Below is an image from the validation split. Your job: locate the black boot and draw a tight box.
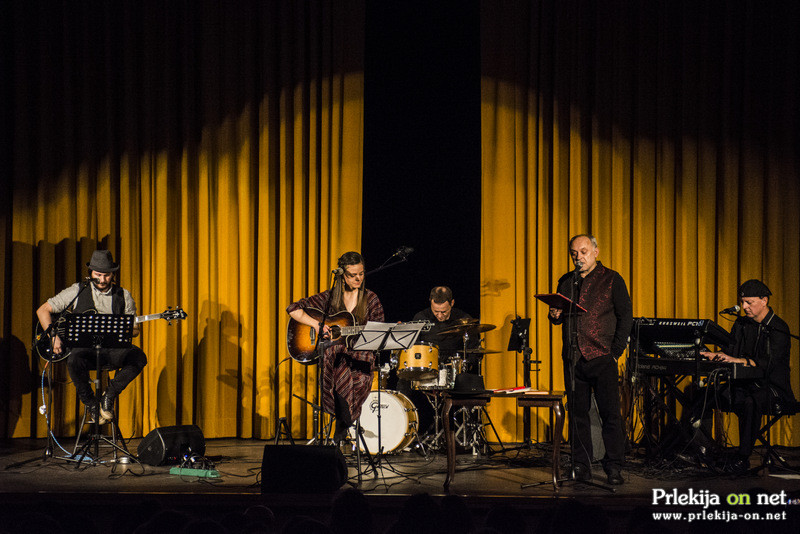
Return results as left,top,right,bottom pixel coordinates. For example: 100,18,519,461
99,392,116,424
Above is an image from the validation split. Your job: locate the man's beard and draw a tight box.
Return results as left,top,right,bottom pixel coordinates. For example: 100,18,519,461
92,279,111,291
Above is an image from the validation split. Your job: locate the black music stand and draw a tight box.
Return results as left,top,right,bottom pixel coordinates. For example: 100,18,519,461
66,313,135,466
508,316,538,445
351,321,424,484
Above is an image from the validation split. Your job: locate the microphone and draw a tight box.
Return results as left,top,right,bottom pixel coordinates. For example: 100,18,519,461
719,304,740,316
395,246,414,257
572,263,582,281
331,267,343,276
84,277,94,286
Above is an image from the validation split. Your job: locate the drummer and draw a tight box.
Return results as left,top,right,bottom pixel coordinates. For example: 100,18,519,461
390,286,479,436
412,286,480,369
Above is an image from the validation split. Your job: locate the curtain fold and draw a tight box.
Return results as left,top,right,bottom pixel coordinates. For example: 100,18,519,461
481,0,800,446
1,0,365,440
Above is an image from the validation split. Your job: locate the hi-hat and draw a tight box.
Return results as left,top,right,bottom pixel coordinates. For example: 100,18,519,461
438,323,497,336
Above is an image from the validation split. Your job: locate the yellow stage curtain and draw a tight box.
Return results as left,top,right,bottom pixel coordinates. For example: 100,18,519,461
480,1,800,446
1,1,365,440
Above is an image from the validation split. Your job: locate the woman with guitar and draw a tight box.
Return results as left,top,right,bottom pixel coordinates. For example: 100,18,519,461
287,251,384,444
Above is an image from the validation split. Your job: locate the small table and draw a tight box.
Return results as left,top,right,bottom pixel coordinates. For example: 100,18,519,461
441,391,565,491
441,394,491,490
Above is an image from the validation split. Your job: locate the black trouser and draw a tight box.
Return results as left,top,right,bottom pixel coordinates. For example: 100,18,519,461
563,354,625,473
67,347,147,404
689,384,773,458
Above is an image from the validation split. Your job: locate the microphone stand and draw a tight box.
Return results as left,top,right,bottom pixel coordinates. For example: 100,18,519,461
364,251,410,278
40,277,93,461
311,271,339,444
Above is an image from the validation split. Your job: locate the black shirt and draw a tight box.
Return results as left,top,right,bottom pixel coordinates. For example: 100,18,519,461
412,307,480,357
727,308,795,403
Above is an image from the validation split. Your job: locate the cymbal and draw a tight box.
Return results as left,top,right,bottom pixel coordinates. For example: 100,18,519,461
437,322,497,336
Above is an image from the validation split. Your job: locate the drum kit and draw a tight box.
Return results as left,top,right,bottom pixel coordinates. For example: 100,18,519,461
355,319,499,454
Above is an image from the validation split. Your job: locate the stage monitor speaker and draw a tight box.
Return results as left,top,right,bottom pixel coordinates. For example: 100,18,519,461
137,424,205,466
261,445,346,493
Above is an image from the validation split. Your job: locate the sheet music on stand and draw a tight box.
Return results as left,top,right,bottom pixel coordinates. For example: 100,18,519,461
352,322,424,352
64,314,134,349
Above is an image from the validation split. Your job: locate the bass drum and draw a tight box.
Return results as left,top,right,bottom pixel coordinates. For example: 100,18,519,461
357,391,418,454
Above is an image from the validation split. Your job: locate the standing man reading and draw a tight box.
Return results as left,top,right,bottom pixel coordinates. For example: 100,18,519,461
548,234,632,485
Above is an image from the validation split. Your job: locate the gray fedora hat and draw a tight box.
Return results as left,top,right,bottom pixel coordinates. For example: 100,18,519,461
86,250,119,273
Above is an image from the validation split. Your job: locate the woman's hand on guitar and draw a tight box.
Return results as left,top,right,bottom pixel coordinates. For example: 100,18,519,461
316,323,332,340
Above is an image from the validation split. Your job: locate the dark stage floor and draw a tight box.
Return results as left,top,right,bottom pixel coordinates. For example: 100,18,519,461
2,436,800,532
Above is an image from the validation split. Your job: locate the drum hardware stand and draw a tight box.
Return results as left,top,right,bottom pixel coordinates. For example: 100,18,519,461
523,285,614,492
420,391,446,451
67,313,136,468
453,405,506,456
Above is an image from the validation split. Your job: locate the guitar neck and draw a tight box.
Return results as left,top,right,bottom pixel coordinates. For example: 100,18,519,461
338,325,365,336
134,313,163,324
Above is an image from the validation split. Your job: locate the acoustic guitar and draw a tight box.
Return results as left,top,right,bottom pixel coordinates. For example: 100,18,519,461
286,307,431,364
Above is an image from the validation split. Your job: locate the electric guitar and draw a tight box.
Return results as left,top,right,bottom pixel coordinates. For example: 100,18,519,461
286,307,432,364
33,307,187,362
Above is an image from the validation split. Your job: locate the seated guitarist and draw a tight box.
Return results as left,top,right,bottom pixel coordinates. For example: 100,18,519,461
35,250,147,424
287,251,384,444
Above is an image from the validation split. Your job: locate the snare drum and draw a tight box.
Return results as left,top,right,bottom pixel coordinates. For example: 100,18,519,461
396,341,439,380
412,362,458,389
357,391,418,453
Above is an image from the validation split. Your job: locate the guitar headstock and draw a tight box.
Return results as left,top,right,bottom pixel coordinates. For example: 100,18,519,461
161,306,188,324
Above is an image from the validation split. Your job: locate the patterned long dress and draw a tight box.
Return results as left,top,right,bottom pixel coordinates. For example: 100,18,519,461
287,288,384,421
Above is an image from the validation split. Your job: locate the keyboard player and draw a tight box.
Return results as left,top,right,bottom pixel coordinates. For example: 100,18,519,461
692,279,795,473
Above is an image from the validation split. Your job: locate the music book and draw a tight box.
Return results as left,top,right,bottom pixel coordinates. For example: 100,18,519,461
534,293,587,313
493,386,531,394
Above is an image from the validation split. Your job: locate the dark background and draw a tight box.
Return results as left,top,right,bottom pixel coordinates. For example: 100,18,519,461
362,2,481,322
